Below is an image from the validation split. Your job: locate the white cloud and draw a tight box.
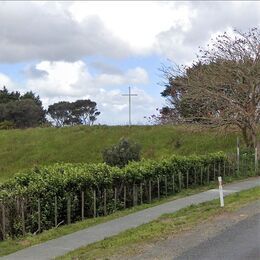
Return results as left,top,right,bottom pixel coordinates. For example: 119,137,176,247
154,1,260,63
0,73,14,89
94,67,148,87
1,1,259,124
23,60,157,124
66,1,260,64
0,73,20,92
26,61,148,97
1,1,259,63
69,1,193,54
30,61,89,97
0,2,132,62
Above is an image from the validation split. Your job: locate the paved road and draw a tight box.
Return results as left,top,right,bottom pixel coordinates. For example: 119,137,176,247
176,213,260,260
1,177,259,260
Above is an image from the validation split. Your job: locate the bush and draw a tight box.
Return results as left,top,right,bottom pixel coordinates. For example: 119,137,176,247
0,152,232,239
102,138,141,167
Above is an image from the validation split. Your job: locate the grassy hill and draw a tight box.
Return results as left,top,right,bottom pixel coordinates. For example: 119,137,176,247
0,125,245,182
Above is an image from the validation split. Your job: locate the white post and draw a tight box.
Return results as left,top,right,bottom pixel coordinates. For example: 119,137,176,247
236,137,240,174
218,176,224,207
255,147,258,174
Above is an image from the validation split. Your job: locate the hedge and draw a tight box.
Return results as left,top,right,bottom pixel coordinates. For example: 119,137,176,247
0,152,230,239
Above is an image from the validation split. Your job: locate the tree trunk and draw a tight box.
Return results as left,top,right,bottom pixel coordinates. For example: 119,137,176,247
240,124,256,149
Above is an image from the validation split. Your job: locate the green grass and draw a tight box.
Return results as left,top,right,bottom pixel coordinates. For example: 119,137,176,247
0,181,231,257
0,125,243,182
58,186,260,260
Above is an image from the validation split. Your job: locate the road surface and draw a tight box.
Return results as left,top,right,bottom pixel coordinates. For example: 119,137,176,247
177,213,260,260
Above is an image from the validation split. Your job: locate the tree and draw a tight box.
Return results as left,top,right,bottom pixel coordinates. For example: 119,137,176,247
102,138,141,168
48,99,101,127
4,99,45,128
71,99,101,125
0,86,20,104
0,86,46,128
21,91,43,107
0,103,6,122
160,28,260,148
47,101,73,127
20,91,46,124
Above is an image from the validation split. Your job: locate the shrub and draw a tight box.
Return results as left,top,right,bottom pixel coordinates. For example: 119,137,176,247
0,152,234,239
102,138,141,167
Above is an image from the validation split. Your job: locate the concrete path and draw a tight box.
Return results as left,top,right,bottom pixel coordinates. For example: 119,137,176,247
2,177,259,260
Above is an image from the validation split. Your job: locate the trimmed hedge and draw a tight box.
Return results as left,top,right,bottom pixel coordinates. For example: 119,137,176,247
0,152,228,239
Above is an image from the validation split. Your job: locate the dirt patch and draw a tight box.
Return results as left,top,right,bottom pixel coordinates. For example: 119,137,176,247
19,240,31,247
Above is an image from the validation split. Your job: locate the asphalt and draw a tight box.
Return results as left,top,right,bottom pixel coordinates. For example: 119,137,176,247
1,177,259,260
176,213,260,260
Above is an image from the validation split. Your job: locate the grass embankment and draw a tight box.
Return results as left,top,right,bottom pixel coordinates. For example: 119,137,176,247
58,186,260,260
0,125,241,182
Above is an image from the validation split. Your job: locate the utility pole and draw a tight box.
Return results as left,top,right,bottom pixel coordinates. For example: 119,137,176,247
122,86,138,127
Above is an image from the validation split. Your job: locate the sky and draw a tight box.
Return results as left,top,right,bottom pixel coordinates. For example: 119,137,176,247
0,1,260,125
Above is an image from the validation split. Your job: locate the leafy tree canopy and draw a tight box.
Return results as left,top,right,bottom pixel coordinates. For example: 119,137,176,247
159,28,260,148
0,86,46,128
48,99,100,127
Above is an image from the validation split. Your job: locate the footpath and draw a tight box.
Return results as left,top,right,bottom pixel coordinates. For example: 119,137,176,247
2,177,259,260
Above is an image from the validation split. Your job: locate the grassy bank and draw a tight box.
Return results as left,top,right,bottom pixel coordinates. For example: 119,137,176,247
59,186,260,260
0,125,242,182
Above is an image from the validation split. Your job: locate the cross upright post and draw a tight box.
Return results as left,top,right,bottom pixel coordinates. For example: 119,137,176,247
122,86,138,127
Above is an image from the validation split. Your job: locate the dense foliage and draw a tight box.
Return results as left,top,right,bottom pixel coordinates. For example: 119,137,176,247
159,28,260,148
102,138,141,167
0,87,46,128
0,152,230,239
0,86,101,129
48,99,100,127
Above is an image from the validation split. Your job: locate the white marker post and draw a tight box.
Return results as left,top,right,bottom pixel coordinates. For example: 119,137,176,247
255,147,258,175
218,176,224,207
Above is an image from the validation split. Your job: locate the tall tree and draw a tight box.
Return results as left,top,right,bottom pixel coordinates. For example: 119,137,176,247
47,101,73,127
0,86,20,104
4,99,45,128
71,99,100,125
48,99,100,127
21,91,43,107
160,28,260,148
21,91,46,124
0,86,46,128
